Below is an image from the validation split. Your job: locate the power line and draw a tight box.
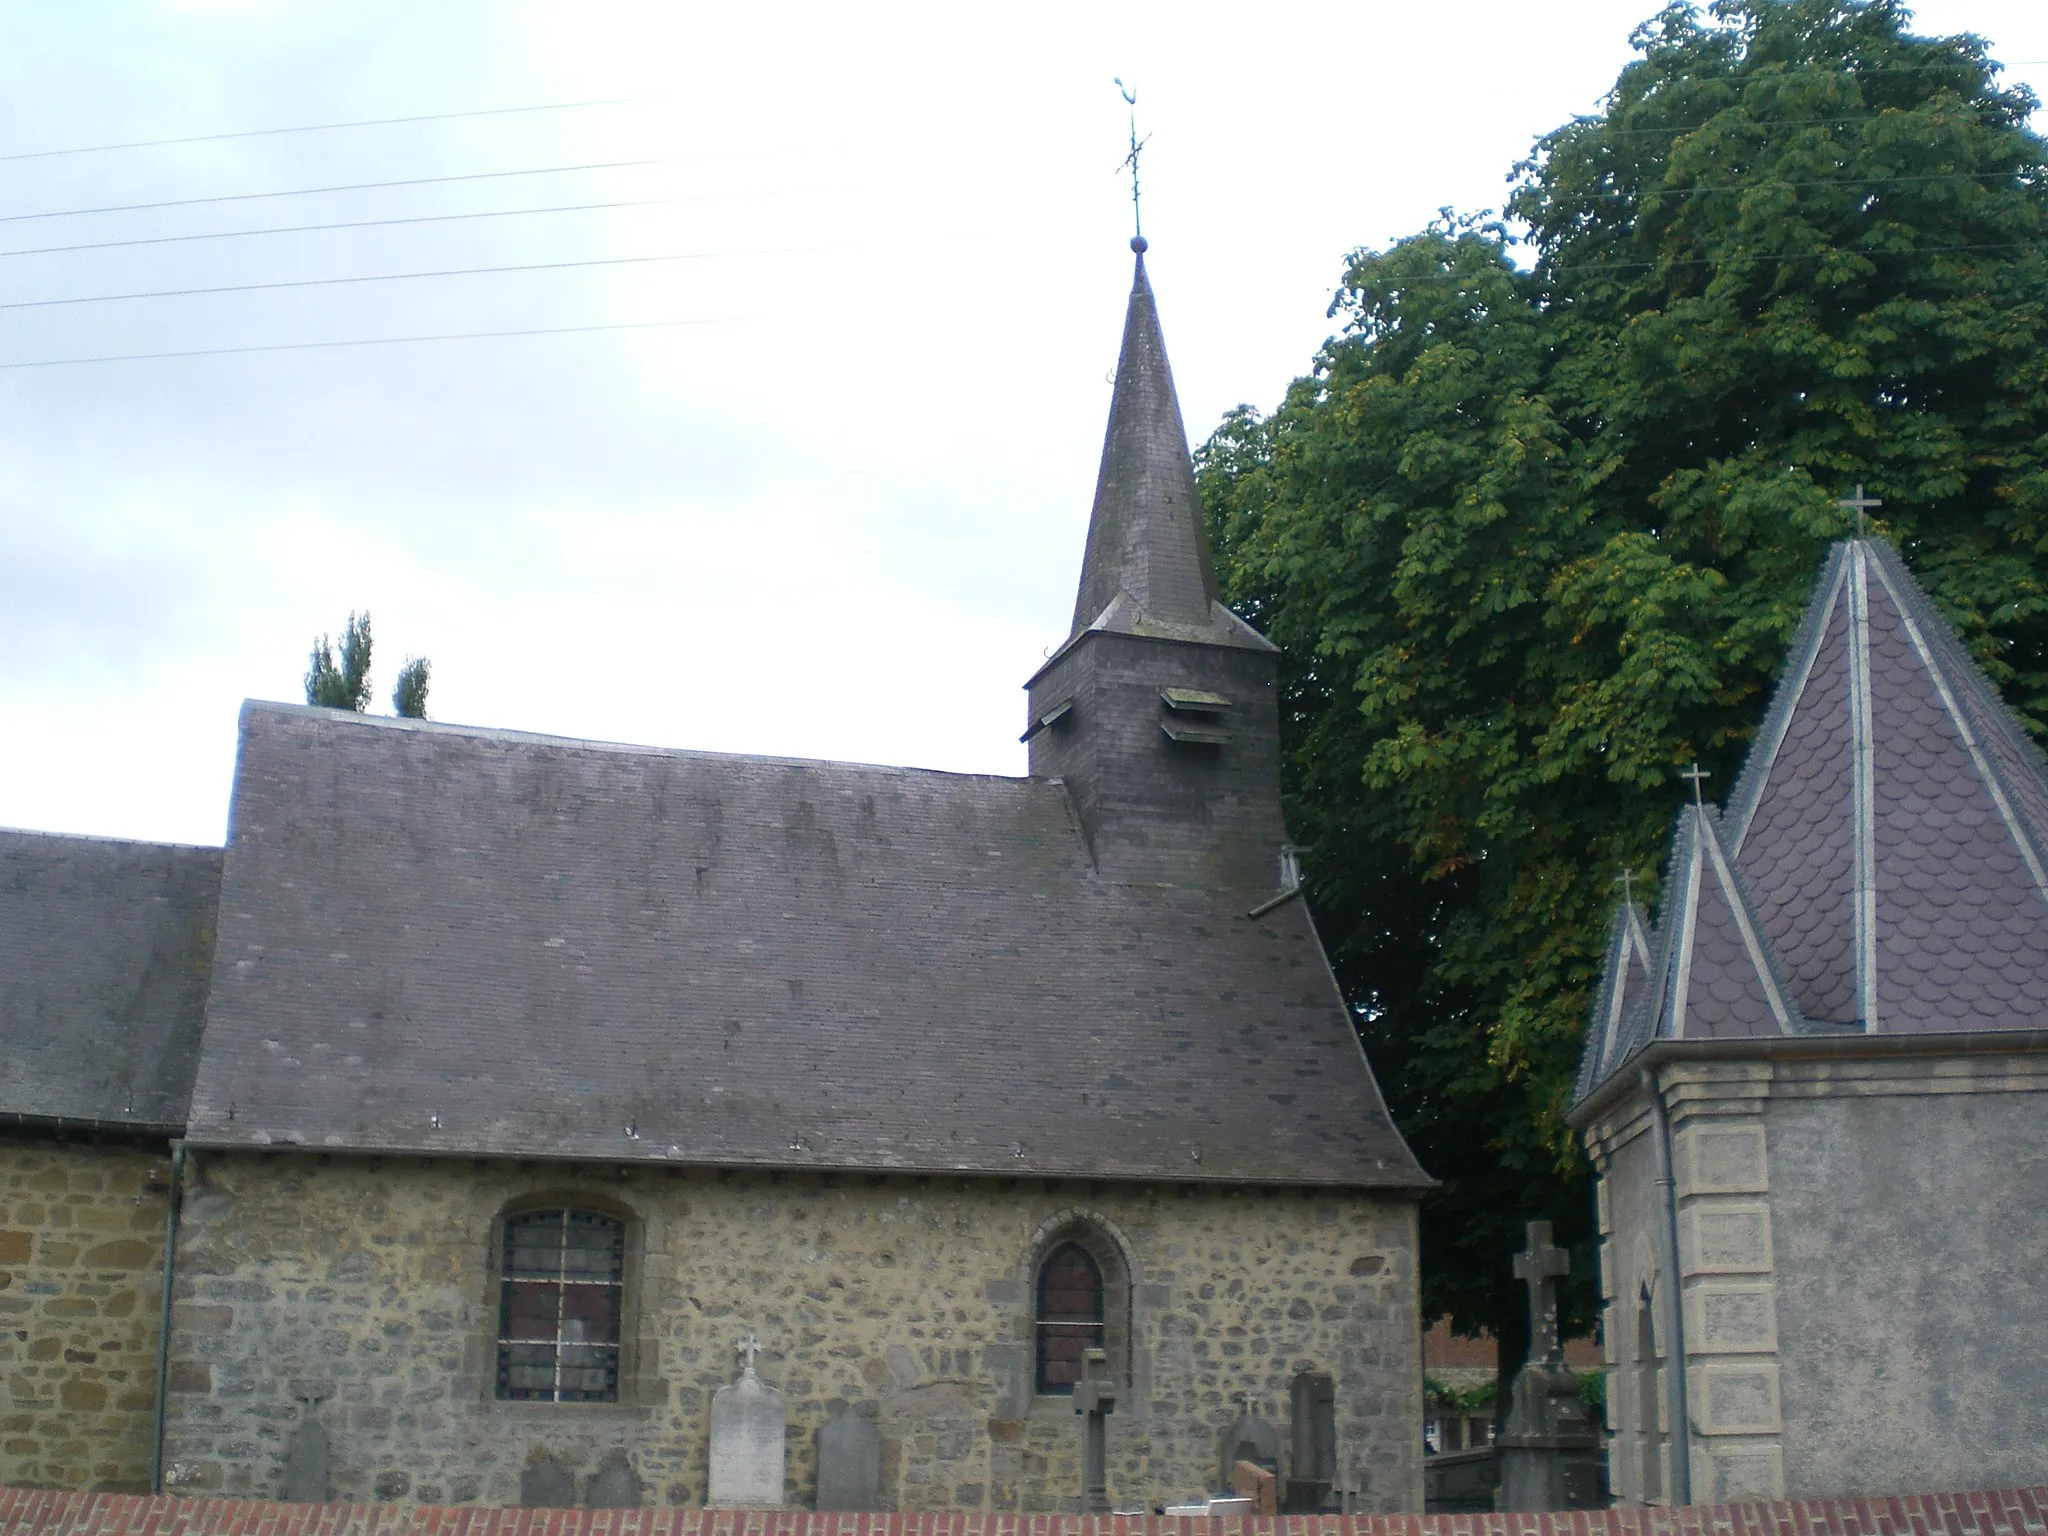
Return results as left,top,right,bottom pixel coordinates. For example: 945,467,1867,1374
0,246,796,312
0,156,687,225
0,96,644,164
0,197,698,260
0,315,741,371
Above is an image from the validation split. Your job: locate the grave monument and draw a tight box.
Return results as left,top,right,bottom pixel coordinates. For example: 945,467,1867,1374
1073,1346,1117,1514
1496,1220,1600,1511
708,1333,786,1509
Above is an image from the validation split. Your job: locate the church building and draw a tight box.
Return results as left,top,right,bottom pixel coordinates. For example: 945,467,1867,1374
0,242,1431,1512
1572,536,2048,1506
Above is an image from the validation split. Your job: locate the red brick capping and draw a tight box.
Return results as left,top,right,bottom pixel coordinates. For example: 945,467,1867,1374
1,1490,2045,1536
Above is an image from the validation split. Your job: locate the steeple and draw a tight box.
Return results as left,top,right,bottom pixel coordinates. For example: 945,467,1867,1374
1068,241,1270,651
1024,241,1287,892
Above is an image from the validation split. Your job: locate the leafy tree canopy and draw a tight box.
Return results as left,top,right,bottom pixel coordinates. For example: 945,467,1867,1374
305,610,431,719
1198,0,2048,1375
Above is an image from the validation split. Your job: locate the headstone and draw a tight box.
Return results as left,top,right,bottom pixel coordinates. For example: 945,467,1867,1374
1284,1371,1336,1512
815,1404,883,1511
1497,1220,1601,1512
1230,1459,1278,1515
281,1414,331,1503
521,1452,578,1508
586,1448,644,1508
1218,1398,1279,1490
1071,1346,1117,1514
709,1332,787,1509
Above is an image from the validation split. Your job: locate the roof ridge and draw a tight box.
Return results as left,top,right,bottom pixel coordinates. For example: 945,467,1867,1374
1860,541,2048,895
239,700,1060,791
1726,543,1851,858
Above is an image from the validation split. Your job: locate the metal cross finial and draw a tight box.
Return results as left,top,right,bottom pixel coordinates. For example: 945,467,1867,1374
1614,866,1635,906
1839,483,1881,537
737,1331,762,1373
1113,78,1149,247
1681,761,1711,811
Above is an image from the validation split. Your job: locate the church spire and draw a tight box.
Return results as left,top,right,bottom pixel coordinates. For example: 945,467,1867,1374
1070,240,1234,640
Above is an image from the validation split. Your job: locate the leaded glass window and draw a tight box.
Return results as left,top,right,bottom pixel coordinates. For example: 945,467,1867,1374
495,1209,625,1402
1035,1241,1104,1393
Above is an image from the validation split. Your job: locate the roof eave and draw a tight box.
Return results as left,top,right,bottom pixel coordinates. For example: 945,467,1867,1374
1567,1026,2048,1128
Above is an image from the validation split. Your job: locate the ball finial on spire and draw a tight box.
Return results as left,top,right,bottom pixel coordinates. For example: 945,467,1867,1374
1131,234,1148,254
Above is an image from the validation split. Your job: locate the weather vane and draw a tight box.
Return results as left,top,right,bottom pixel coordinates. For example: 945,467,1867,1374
1113,78,1149,250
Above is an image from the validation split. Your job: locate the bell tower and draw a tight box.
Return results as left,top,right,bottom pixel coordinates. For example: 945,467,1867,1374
1025,240,1287,893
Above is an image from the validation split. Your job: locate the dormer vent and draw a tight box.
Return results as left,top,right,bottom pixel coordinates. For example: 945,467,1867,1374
1019,697,1074,743
1162,720,1232,746
1160,688,1231,714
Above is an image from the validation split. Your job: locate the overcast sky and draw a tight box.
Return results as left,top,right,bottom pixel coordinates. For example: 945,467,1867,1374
4,1,2045,847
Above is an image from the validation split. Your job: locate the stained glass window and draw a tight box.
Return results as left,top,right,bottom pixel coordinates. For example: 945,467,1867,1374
1035,1242,1104,1394
495,1209,625,1403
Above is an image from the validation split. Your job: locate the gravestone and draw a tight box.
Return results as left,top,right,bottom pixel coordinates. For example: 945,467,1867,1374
1218,1398,1279,1491
1072,1346,1117,1514
521,1452,578,1508
586,1448,644,1508
1230,1460,1278,1515
1284,1371,1336,1512
281,1415,331,1503
1497,1220,1601,1511
815,1404,883,1511
709,1332,787,1509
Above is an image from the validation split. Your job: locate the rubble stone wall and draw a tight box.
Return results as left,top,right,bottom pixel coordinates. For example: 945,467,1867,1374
160,1152,1422,1513
0,1138,174,1492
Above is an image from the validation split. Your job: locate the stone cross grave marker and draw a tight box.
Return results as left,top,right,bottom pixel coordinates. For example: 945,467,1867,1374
1512,1219,1570,1365
1219,1395,1278,1492
709,1332,787,1508
1072,1345,1117,1514
815,1403,883,1511
1499,1219,1598,1512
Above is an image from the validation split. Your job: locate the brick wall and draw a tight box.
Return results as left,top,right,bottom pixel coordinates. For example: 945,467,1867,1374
3,1485,2044,1536
0,1139,173,1493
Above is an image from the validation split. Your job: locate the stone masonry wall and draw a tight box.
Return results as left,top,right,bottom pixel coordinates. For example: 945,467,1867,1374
160,1153,1421,1513
0,1137,174,1492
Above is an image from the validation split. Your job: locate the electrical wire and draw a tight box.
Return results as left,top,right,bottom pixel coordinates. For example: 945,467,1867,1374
0,197,696,260
0,97,643,163
0,315,741,370
0,246,797,312
0,156,686,225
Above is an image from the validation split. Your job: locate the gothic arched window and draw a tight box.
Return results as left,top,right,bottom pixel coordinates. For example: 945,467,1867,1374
496,1208,626,1402
1035,1241,1105,1393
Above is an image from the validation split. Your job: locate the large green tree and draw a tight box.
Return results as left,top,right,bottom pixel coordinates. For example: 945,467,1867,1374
1198,0,2048,1380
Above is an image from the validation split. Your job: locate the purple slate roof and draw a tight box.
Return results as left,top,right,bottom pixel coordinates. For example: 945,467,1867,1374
186,702,1427,1187
0,828,220,1130
1578,538,2048,1099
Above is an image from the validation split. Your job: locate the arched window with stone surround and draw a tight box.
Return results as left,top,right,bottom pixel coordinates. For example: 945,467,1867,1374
496,1208,626,1402
1035,1241,1106,1393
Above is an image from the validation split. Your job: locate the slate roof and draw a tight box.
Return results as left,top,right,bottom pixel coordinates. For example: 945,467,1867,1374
1066,248,1272,658
185,702,1427,1187
0,828,221,1130
1577,538,2048,1100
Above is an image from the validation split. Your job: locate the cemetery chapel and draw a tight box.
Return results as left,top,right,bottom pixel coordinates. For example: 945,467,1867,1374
0,240,1433,1511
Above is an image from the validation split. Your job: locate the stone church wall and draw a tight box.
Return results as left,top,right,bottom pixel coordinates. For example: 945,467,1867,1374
0,1137,174,1492
158,1152,1421,1512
